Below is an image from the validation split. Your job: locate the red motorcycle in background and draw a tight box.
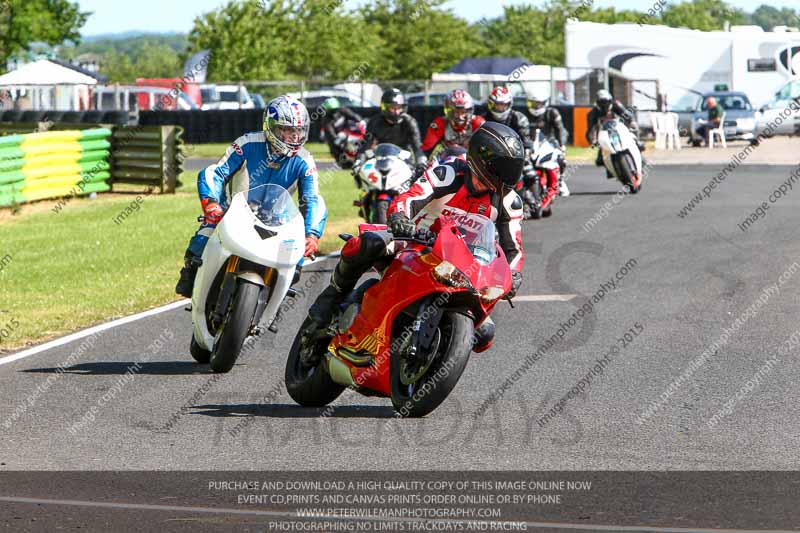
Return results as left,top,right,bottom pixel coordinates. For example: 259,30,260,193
285,214,512,417
324,119,366,169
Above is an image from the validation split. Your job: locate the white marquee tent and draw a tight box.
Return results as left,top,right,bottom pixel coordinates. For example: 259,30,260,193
0,59,97,111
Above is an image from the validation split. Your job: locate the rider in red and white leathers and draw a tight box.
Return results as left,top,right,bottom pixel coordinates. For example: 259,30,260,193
389,158,524,278
304,122,526,355
422,89,485,157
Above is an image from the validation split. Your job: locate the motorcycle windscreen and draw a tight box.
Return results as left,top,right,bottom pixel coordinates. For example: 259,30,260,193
374,143,402,174
433,213,509,290
373,143,403,158
533,129,547,150
246,183,300,227
601,120,623,150
434,213,497,266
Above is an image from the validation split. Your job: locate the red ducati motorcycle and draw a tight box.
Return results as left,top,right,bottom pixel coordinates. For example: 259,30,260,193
285,214,512,417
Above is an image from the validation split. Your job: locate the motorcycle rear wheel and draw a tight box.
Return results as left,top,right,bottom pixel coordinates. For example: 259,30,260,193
390,311,473,418
209,281,261,373
285,318,346,407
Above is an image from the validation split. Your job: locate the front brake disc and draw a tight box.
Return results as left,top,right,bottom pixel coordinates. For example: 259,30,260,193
400,329,441,386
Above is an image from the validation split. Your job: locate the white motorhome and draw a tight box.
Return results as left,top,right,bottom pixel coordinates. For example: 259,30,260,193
565,20,800,110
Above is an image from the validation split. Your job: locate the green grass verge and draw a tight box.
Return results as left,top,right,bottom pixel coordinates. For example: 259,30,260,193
185,142,333,162
565,146,595,161
0,169,360,351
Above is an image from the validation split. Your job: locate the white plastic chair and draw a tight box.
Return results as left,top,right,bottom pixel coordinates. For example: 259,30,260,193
664,112,682,150
708,112,727,148
651,112,666,150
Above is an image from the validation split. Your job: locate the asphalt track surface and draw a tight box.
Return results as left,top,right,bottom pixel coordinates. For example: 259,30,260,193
3,163,800,530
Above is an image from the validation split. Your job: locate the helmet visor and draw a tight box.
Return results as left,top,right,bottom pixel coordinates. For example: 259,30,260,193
491,102,510,113
529,99,545,110
469,156,523,192
451,107,471,124
272,124,307,147
386,103,404,116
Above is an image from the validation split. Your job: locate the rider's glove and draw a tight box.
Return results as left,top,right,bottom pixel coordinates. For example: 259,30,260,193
304,235,319,258
508,271,523,299
352,154,366,173
388,212,416,238
415,227,435,244
200,198,224,225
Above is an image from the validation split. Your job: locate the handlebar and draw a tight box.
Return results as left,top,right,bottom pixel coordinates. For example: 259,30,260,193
388,228,437,247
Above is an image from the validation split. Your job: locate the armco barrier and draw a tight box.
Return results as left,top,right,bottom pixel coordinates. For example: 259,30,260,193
0,123,185,201
0,129,112,207
138,105,580,145
111,125,185,193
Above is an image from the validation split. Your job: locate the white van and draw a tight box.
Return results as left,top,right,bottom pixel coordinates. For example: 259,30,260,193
201,84,255,110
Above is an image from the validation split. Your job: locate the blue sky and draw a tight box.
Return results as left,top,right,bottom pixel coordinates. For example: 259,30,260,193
77,0,798,36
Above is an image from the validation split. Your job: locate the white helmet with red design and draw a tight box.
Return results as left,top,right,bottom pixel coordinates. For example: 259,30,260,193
444,88,474,129
487,86,513,122
263,95,310,156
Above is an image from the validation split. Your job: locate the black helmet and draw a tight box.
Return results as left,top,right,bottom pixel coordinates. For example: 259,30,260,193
466,122,525,193
596,89,613,110
381,88,406,124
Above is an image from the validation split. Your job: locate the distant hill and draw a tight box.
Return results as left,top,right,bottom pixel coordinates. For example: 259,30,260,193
56,33,190,82
73,33,188,57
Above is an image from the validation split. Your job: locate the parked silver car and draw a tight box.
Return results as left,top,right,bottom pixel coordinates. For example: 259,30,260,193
755,79,800,138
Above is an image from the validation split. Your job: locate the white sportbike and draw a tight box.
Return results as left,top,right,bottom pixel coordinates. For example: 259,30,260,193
597,119,643,193
190,183,306,373
354,143,414,224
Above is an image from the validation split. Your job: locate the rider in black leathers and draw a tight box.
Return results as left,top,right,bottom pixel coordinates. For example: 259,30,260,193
586,90,644,176
357,88,426,170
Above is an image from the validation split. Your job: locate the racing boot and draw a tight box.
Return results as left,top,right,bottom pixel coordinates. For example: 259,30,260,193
175,251,202,298
300,260,366,367
307,260,365,327
558,180,570,196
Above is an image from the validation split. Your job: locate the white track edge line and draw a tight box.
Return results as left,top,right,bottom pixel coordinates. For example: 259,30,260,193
0,300,190,367
515,294,577,302
0,252,340,366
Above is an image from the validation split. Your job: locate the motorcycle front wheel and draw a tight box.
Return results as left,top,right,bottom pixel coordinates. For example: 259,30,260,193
209,280,261,373
618,154,639,193
373,199,390,225
390,311,473,417
190,333,211,364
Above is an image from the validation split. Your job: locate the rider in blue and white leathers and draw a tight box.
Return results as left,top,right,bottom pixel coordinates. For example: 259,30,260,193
175,95,327,297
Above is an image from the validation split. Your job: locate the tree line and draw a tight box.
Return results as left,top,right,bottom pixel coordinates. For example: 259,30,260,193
1,0,798,83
